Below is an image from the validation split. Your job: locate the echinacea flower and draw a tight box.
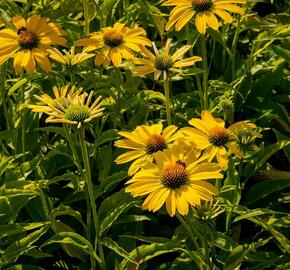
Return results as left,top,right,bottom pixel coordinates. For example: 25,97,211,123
228,123,262,158
0,15,67,73
125,146,222,216
48,46,94,66
163,0,246,34
115,124,180,175
28,85,104,128
75,23,151,68
133,39,201,81
180,110,256,167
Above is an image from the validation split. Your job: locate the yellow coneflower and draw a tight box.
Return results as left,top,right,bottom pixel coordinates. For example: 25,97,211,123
28,85,104,128
125,146,222,216
75,23,151,68
0,15,67,74
114,124,180,175
48,46,94,66
163,0,246,34
133,39,201,81
228,123,262,158
180,110,257,167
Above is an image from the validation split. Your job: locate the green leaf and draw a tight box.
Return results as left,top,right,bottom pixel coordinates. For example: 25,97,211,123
101,237,136,264
8,78,27,96
272,44,290,62
42,232,101,263
100,200,139,236
0,222,49,238
0,225,50,267
244,179,290,205
211,232,239,251
207,29,233,58
120,235,171,244
6,265,45,270
243,140,290,179
120,241,183,269
233,208,277,222
95,129,118,147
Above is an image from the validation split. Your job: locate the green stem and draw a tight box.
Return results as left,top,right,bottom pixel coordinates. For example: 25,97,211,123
83,0,90,36
200,35,209,109
231,17,241,81
0,63,10,130
226,160,243,232
77,127,106,270
176,213,199,249
163,73,172,125
195,75,204,110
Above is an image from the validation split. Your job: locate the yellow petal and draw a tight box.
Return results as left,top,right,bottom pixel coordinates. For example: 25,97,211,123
110,48,122,67
213,9,233,23
12,16,26,29
175,10,195,31
32,48,51,72
195,12,207,34
204,11,219,31
166,190,176,217
115,150,146,164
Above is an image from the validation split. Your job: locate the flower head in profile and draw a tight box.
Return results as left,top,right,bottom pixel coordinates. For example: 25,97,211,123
125,145,222,216
75,23,151,68
228,123,262,158
163,0,246,34
48,46,94,67
180,110,257,168
114,124,180,176
0,15,67,74
28,85,104,128
133,39,201,81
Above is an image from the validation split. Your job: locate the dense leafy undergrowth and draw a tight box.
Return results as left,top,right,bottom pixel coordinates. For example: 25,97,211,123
0,0,289,269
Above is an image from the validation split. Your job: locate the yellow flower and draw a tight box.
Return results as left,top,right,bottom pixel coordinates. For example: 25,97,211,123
163,0,246,34
180,110,256,167
125,145,222,216
114,124,180,175
75,23,151,68
133,39,201,81
228,123,262,158
48,46,94,66
28,85,104,128
0,15,67,74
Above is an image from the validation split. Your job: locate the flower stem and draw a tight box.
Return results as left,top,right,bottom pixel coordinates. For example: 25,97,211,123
195,75,204,110
226,160,243,232
176,213,199,249
231,17,241,81
83,0,90,36
163,73,172,125
0,63,10,130
77,126,106,270
200,35,209,109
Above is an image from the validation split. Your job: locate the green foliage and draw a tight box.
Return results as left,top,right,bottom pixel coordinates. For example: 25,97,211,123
0,0,289,269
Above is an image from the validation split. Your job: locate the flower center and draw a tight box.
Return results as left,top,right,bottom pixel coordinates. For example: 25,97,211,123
145,134,167,154
209,127,229,146
236,130,257,153
65,104,90,122
17,27,39,50
103,30,123,48
192,0,212,12
154,54,174,71
162,160,188,189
